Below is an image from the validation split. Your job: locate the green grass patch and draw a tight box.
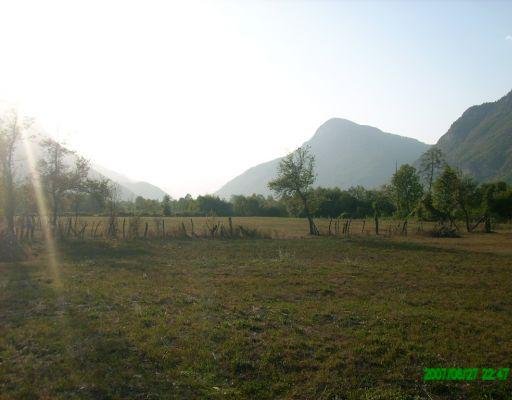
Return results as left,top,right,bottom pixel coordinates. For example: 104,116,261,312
1,237,512,399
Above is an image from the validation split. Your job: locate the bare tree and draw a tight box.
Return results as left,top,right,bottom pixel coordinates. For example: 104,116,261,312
268,145,319,235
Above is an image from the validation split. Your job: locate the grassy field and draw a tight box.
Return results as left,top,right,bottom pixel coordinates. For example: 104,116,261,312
1,222,512,399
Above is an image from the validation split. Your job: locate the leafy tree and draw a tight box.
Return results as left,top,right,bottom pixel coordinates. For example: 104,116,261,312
38,138,90,227
0,111,23,235
162,194,172,216
390,164,423,219
432,165,460,225
85,178,112,214
232,194,261,216
419,147,445,192
172,194,199,215
370,190,394,234
268,146,319,235
196,195,233,216
479,182,511,232
491,187,512,221
455,175,480,232
68,156,92,218
134,196,161,215
313,187,347,218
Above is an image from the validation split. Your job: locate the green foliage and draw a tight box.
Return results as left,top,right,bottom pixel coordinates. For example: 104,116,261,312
268,145,316,198
390,164,423,218
0,110,23,234
133,196,161,216
480,182,512,220
170,193,198,216
196,195,233,216
2,237,512,398
432,165,459,221
161,194,172,216
268,146,318,234
310,186,394,219
231,194,287,217
38,138,93,224
419,146,445,191
492,189,512,220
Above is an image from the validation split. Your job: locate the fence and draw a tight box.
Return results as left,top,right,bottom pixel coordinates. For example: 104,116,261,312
4,215,510,243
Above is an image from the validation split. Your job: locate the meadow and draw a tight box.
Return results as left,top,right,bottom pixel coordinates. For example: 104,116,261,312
1,218,512,399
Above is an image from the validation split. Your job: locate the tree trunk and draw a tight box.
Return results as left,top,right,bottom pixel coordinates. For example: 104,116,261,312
484,214,491,233
299,192,319,236
306,214,319,235
304,206,318,236
463,209,471,232
401,219,408,236
51,190,59,228
4,170,15,236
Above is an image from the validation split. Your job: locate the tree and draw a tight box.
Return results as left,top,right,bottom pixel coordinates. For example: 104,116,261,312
480,182,510,233
68,156,92,219
162,194,172,216
85,178,112,214
0,110,23,236
432,165,460,226
196,195,233,216
268,146,319,235
390,164,423,219
38,138,90,227
419,147,444,192
232,194,265,216
370,191,393,235
455,175,480,232
491,187,512,221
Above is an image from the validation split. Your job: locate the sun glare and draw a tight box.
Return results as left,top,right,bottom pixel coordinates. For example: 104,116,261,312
21,131,62,288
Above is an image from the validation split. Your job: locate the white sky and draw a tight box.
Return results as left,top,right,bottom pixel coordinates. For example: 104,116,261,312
1,0,511,197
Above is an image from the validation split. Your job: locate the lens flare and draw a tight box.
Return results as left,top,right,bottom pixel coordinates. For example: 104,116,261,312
21,132,62,288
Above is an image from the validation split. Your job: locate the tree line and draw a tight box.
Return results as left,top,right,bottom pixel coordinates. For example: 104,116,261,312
2,110,512,244
265,145,512,235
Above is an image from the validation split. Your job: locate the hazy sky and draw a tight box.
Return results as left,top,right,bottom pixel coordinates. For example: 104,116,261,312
1,0,511,197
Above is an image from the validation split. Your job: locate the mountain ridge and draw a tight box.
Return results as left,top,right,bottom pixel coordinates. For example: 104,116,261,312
435,89,512,183
215,118,430,198
15,136,169,201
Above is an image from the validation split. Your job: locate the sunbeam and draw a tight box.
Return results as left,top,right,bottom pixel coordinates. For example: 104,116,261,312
21,131,62,288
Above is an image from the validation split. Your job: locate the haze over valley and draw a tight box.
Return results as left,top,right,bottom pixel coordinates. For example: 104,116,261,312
1,0,511,197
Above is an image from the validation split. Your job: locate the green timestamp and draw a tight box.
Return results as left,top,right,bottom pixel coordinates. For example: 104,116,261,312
423,368,510,381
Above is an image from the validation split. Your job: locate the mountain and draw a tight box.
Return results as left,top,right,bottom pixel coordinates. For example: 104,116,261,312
216,118,430,198
16,136,168,201
435,90,512,183
92,164,168,200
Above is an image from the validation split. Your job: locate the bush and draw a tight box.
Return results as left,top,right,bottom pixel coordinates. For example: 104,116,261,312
429,225,460,238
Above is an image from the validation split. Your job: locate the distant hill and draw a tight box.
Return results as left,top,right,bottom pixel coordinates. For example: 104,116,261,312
435,90,512,183
16,136,168,201
216,118,429,198
92,164,168,201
